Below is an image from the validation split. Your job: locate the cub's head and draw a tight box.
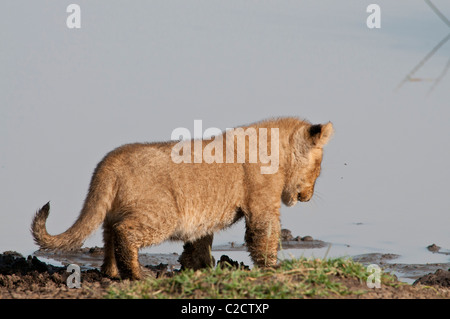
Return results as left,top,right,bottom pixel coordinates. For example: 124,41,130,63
281,122,334,206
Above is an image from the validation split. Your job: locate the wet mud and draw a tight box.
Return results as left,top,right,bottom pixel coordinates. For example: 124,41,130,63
0,250,112,298
1,230,449,298
413,269,450,287
352,252,450,284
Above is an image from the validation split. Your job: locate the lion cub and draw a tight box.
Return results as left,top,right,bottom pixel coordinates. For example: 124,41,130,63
31,117,333,280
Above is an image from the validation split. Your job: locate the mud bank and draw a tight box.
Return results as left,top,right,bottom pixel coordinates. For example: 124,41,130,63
1,229,449,299
1,249,450,299
1,247,450,299
0,250,111,298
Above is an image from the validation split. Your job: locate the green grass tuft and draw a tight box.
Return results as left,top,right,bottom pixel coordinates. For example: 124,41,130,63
106,257,397,299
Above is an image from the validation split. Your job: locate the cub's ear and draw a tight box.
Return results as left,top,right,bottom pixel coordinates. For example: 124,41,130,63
293,122,334,153
309,122,334,147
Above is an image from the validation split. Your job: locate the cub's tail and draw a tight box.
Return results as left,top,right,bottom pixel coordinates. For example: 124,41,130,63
31,167,116,251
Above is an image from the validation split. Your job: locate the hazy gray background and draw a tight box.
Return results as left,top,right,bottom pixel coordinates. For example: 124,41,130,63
1,1,449,264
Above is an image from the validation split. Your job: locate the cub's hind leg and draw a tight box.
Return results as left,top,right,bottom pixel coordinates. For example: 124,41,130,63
111,212,177,280
112,222,140,280
178,234,215,270
100,217,119,279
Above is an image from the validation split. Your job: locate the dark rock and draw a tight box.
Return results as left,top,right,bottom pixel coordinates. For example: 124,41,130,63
217,255,249,270
414,269,450,287
427,244,441,253
280,229,294,241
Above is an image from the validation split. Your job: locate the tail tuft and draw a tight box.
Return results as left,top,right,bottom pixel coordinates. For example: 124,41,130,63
42,201,50,212
31,202,52,249
39,201,50,219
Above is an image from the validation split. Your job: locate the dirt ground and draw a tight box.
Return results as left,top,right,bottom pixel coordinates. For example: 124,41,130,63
1,249,449,299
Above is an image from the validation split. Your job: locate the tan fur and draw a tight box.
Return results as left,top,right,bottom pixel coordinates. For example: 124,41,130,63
31,117,333,279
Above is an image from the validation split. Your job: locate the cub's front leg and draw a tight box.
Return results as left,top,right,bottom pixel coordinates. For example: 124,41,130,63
244,211,281,267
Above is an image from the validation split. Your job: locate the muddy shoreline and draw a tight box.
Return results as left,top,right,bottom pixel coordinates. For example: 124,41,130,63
1,249,449,299
32,242,450,285
1,231,449,298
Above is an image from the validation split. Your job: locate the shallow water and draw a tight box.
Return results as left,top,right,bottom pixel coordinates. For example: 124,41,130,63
32,236,450,285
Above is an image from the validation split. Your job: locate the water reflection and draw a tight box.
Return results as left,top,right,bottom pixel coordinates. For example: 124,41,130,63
396,0,450,93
